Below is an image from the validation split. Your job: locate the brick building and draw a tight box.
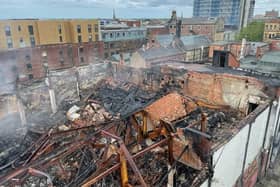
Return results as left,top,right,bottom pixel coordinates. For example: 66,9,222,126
167,11,224,41
0,42,104,82
270,39,280,51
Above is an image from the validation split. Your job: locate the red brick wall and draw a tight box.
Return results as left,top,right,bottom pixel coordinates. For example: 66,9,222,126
228,52,240,68
270,40,280,51
0,42,104,82
169,24,215,40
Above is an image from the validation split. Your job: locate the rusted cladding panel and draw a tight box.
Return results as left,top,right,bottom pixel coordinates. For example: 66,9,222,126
172,138,203,170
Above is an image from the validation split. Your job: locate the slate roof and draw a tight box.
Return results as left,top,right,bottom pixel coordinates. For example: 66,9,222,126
155,34,211,50
261,51,280,63
138,47,183,60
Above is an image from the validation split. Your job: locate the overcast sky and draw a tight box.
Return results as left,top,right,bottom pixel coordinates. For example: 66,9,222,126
0,0,278,19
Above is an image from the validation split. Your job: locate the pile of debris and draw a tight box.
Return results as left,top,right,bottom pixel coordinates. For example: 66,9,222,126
88,80,159,117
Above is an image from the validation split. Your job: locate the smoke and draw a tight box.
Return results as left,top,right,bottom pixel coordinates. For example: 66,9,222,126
0,54,18,95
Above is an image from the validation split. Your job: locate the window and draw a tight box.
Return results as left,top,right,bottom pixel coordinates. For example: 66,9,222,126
79,47,84,53
26,63,32,70
58,24,62,34
59,36,63,42
20,38,24,43
80,57,84,63
59,50,63,56
266,25,268,29
28,74,33,80
95,34,99,41
5,26,11,36
89,35,92,42
78,35,82,43
25,55,31,61
110,43,114,48
110,33,113,38
77,25,81,33
7,38,13,48
122,32,125,37
88,24,92,33
18,25,21,32
270,25,273,30
94,24,98,32
28,25,34,35
102,33,106,39
60,59,64,65
30,36,35,47
42,51,47,58
117,32,120,37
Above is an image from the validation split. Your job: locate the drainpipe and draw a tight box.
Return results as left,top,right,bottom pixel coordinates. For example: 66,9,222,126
240,122,253,187
45,77,57,114
258,101,273,178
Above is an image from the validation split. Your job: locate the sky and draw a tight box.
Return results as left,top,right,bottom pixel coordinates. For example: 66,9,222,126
0,0,278,19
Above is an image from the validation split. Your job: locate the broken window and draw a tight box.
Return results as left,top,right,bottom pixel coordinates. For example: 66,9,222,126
248,103,259,114
58,24,62,34
42,51,47,58
78,35,82,43
26,63,32,70
88,24,92,33
77,25,81,33
28,74,33,80
30,36,35,47
6,38,13,48
60,59,64,65
28,25,34,35
25,55,31,61
5,26,11,36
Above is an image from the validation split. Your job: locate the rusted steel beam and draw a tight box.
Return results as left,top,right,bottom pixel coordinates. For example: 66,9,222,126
119,142,147,187
182,127,212,139
120,150,129,187
101,130,122,141
81,139,168,187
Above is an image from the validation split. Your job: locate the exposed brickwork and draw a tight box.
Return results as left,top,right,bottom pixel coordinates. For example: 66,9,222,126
0,42,104,82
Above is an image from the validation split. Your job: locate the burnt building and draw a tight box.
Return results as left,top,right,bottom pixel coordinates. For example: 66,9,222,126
0,62,280,187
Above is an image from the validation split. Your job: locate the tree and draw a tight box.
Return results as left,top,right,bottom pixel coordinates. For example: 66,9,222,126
236,21,265,42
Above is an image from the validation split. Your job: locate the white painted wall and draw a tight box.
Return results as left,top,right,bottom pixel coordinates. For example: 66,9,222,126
208,105,272,187
211,125,249,187
245,108,269,168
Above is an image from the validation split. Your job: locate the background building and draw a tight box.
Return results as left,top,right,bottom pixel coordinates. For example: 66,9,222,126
0,19,100,50
168,11,224,41
193,0,255,28
101,23,147,58
263,19,280,41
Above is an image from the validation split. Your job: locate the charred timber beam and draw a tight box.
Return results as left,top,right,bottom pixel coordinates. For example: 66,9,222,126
28,168,53,187
81,138,168,187
182,127,212,140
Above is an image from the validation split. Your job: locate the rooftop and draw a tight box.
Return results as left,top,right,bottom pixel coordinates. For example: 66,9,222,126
138,47,183,60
